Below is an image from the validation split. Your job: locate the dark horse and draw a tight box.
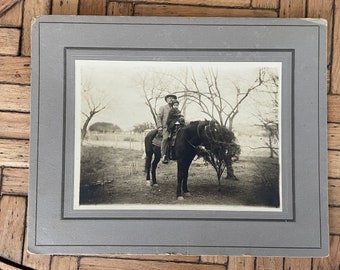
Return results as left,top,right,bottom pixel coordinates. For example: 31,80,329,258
144,120,239,199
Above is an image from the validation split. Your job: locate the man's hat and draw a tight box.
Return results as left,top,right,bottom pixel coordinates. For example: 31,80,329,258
164,94,177,101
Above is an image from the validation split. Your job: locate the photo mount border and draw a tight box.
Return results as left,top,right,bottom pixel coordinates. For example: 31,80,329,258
63,47,293,221
29,16,328,256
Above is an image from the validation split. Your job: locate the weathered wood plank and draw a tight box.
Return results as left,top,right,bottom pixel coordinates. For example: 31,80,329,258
200,256,228,264
134,4,277,17
313,235,340,269
329,180,340,206
52,0,79,15
0,112,30,139
79,257,226,270
328,95,340,123
107,254,200,263
252,0,279,9
0,260,23,270
256,257,283,270
0,57,31,85
1,168,29,195
0,0,23,27
279,0,306,17
332,0,340,94
227,257,255,270
116,0,250,7
329,123,340,150
284,258,312,270
330,207,340,234
0,28,20,56
0,0,20,15
0,84,30,112
21,0,51,56
107,2,134,16
308,0,333,67
329,150,340,179
50,256,78,270
79,0,106,15
22,231,51,270
0,139,29,167
0,196,26,263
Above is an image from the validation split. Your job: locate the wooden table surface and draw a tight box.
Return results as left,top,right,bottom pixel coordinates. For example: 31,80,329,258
0,0,340,269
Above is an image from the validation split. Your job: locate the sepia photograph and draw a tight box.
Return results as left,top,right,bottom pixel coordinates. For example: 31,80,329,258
74,60,281,211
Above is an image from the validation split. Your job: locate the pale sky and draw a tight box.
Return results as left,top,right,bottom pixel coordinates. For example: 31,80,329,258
75,60,281,131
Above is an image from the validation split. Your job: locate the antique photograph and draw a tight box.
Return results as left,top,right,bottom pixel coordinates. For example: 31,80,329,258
74,60,281,211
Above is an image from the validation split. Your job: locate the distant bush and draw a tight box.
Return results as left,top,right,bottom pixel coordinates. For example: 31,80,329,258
89,122,122,133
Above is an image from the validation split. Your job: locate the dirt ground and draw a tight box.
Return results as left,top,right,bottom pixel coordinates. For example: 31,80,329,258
79,146,280,208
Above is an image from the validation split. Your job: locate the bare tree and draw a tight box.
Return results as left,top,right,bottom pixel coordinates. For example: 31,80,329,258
172,67,273,131
255,69,279,158
81,79,111,140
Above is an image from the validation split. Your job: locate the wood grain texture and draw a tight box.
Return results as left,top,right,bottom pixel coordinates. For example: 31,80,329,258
0,0,339,268
79,257,226,270
0,28,20,56
21,0,51,56
307,0,334,66
107,254,200,263
0,261,22,270
0,84,30,112
284,258,312,270
0,57,31,85
329,150,340,178
329,123,340,150
50,256,79,270
52,0,79,15
0,112,30,139
107,2,134,16
227,257,255,270
0,196,26,263
0,0,23,27
332,0,340,94
1,168,29,195
0,0,20,15
22,232,51,270
252,0,279,9
134,4,278,17
256,257,283,270
116,0,251,7
330,207,340,234
79,0,106,15
0,139,29,167
279,0,306,17
200,256,228,264
328,95,340,123
329,180,340,206
313,235,340,270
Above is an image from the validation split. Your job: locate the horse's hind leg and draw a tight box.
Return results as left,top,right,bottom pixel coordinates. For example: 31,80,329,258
151,149,161,186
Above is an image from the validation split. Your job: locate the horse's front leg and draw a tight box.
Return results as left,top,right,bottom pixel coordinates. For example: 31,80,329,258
177,160,191,200
145,152,152,181
177,161,184,200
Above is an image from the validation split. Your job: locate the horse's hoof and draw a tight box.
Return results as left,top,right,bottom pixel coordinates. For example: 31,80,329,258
146,180,151,186
177,196,185,201
184,192,191,197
